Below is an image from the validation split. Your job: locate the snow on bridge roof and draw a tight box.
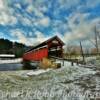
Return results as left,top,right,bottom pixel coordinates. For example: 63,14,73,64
26,35,64,53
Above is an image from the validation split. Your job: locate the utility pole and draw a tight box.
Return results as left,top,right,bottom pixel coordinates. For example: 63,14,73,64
80,41,85,63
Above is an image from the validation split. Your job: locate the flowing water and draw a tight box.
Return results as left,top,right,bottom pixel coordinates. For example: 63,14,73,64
0,63,23,71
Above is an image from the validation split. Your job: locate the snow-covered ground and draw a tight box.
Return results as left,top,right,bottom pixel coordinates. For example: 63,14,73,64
0,58,100,100
27,69,52,76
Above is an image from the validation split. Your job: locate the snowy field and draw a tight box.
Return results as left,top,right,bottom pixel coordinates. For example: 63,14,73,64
0,58,100,100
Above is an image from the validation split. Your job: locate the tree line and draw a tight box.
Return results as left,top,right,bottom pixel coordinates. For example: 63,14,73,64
0,38,28,57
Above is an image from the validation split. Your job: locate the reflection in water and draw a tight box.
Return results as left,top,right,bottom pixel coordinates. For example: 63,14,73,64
0,63,23,71
0,63,37,71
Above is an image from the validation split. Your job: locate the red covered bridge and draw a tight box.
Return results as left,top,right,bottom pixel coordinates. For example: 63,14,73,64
23,36,64,61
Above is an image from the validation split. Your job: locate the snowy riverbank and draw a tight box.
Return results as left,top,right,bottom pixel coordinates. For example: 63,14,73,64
0,59,100,100
0,58,23,64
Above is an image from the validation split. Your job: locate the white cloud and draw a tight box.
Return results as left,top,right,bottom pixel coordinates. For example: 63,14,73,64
0,11,17,25
0,0,99,47
59,0,80,9
59,0,100,9
22,30,51,46
39,17,50,27
39,6,48,13
53,32,65,41
15,3,21,9
34,31,49,43
10,29,28,44
26,4,44,17
26,4,33,13
21,17,32,26
0,0,17,25
0,0,4,9
34,17,50,27
10,29,49,46
62,12,100,45
86,0,100,8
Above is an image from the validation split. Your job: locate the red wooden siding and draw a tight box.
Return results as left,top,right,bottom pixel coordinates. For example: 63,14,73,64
23,48,48,61
23,36,64,61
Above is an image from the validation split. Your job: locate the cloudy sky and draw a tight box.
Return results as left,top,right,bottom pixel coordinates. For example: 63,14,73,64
0,0,100,46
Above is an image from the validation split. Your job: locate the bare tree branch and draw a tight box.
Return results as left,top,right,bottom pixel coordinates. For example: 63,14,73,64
97,32,100,39
88,39,96,47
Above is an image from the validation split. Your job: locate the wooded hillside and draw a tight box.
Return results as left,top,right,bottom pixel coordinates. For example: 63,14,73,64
0,38,27,57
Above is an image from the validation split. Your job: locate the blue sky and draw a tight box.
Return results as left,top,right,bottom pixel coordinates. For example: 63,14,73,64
0,0,100,47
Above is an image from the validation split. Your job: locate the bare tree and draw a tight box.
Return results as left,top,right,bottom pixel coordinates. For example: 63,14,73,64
65,45,78,59
80,41,85,62
88,25,100,54
94,26,99,54
65,45,74,59
97,31,100,40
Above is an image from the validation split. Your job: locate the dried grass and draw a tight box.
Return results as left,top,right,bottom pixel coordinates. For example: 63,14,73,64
39,58,58,69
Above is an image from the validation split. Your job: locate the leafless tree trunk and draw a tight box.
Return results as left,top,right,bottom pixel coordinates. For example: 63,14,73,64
97,31,100,40
88,25,100,55
80,42,85,62
94,26,99,54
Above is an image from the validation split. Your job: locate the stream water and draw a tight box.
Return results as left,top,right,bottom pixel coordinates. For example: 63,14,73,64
0,63,24,71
